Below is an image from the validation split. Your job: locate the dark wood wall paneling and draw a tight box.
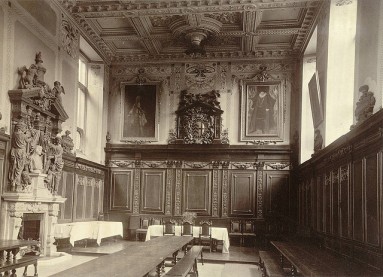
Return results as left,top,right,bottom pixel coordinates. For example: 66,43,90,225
58,155,107,223
296,110,383,270
104,145,291,238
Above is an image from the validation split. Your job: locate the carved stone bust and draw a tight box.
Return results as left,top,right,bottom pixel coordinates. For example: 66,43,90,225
355,85,376,123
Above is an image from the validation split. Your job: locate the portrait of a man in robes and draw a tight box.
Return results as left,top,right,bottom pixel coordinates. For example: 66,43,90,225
248,85,277,135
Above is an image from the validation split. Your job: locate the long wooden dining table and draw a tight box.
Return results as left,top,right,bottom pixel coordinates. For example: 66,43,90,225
52,236,194,277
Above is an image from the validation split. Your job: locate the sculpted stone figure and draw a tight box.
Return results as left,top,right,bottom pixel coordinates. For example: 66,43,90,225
18,66,32,89
30,145,44,173
355,85,376,123
8,121,32,190
52,81,65,102
61,130,74,154
44,137,64,194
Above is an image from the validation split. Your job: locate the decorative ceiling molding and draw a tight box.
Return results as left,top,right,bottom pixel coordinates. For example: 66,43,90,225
56,0,323,64
111,49,297,64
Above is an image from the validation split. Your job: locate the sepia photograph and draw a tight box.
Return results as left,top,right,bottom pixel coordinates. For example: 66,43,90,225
0,0,382,277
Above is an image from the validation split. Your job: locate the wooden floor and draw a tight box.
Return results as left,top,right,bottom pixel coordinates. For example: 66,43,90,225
69,238,259,264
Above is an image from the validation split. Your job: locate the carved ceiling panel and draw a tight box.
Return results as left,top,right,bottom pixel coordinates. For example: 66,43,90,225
57,0,323,64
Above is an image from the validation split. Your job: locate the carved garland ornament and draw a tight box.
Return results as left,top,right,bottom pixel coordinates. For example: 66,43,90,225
174,168,182,216
165,169,173,215
257,169,263,218
222,168,229,217
61,17,79,59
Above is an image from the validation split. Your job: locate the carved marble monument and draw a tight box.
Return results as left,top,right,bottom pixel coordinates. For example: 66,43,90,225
1,53,69,256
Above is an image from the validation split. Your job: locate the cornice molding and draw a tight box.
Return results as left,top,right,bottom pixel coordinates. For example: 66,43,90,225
111,49,297,64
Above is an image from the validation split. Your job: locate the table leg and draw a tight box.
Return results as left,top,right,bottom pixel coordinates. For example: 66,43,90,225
194,258,199,277
172,250,179,264
156,263,162,277
34,262,38,276
280,254,284,268
291,265,297,277
23,266,28,276
10,269,16,277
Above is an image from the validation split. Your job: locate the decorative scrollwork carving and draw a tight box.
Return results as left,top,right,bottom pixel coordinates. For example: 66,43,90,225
245,140,277,145
173,90,223,144
61,18,79,59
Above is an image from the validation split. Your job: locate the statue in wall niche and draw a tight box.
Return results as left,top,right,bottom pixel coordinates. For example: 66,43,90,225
313,129,323,154
52,81,65,103
44,136,64,194
8,120,32,190
30,145,44,173
20,164,32,191
355,85,376,124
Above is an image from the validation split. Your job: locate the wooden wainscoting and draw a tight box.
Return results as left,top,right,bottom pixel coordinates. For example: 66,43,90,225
104,144,292,241
230,171,256,216
141,169,166,213
296,110,383,271
183,170,212,216
111,169,133,212
265,172,290,217
60,156,106,223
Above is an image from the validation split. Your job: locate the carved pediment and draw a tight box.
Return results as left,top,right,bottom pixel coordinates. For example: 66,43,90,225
9,87,69,121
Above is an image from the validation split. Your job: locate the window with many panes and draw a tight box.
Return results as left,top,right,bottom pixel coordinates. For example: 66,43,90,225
76,56,88,153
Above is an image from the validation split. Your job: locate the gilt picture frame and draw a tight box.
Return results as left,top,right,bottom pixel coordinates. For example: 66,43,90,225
240,81,284,142
120,82,159,142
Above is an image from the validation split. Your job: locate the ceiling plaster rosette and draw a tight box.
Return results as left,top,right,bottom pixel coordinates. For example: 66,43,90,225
169,15,223,48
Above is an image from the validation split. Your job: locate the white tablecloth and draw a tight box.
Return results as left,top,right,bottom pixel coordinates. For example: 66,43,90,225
94,221,123,245
54,221,123,246
145,225,230,253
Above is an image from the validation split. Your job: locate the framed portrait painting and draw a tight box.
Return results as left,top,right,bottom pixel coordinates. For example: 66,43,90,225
240,81,284,142
121,83,159,142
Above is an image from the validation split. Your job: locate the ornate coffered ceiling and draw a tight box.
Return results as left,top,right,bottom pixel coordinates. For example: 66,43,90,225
57,0,323,64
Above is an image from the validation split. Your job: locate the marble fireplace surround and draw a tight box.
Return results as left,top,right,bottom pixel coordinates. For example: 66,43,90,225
0,174,66,256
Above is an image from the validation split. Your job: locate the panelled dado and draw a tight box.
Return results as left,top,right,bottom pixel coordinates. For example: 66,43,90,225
59,155,106,223
296,110,383,270
105,145,291,224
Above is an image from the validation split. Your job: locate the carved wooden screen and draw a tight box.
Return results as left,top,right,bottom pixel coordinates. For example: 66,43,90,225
171,90,224,144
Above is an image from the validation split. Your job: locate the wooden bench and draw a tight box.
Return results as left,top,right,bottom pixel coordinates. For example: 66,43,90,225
271,240,382,277
0,240,40,277
165,246,203,277
259,251,285,277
